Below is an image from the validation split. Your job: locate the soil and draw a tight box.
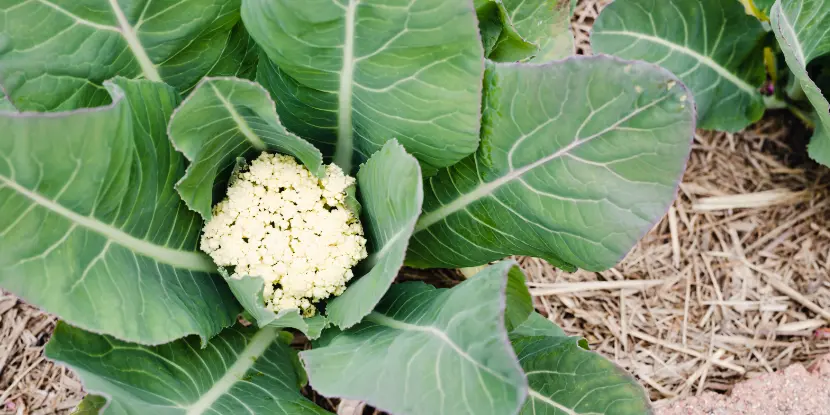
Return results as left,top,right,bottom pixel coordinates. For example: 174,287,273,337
657,354,830,415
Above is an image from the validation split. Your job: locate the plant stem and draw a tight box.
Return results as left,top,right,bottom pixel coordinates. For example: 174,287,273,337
788,105,816,129
763,95,789,109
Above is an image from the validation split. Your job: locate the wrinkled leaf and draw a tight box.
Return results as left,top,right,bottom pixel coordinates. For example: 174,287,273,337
168,77,324,220
325,140,424,329
476,3,505,57
302,261,527,415
480,0,575,62
406,58,695,272
47,323,330,415
0,0,244,111
771,0,830,166
511,312,566,338
222,271,327,340
593,0,767,132
511,320,651,414
0,78,239,345
243,0,484,173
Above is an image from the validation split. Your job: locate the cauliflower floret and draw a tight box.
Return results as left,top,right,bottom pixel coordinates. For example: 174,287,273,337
201,153,368,317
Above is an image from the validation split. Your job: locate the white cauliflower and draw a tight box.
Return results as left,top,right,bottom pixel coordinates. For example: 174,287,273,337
201,152,368,317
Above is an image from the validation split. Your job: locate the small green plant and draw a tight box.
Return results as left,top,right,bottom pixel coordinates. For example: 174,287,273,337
593,0,830,166
0,0,697,413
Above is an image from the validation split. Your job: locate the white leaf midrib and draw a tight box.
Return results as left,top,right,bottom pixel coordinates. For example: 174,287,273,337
107,0,162,82
185,326,278,415
36,0,162,82
209,82,268,151
593,29,758,95
333,0,360,172
528,389,582,415
0,175,215,273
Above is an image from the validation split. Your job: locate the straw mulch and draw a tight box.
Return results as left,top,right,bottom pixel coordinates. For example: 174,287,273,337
0,293,83,414
521,0,830,405
2,1,829,413
522,115,830,405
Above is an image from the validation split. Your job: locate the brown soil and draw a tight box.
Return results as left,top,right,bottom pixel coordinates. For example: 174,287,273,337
656,354,830,415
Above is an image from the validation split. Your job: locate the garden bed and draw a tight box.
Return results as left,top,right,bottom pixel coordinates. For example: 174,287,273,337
1,1,829,414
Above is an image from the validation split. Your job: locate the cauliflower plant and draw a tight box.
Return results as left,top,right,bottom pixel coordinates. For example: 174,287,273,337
201,152,368,317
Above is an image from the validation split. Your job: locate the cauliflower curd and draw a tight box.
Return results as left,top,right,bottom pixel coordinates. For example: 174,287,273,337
201,152,368,317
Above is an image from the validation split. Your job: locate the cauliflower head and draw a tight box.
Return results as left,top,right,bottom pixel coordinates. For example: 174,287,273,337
201,152,368,317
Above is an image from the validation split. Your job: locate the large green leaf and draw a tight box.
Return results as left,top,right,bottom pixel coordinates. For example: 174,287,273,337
771,0,830,166
302,261,527,415
511,318,651,414
0,78,239,345
242,0,484,173
0,0,245,111
592,0,767,132
480,0,576,63
406,57,695,272
325,140,423,329
168,77,324,220
47,322,330,415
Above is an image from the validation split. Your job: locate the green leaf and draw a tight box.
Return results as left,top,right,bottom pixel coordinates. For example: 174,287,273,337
222,271,327,340
0,95,16,111
504,266,533,332
71,395,108,415
0,78,239,345
512,333,651,414
256,56,339,160
0,0,245,111
752,0,777,17
483,0,576,62
406,57,695,272
168,77,324,220
204,21,260,82
511,312,566,338
771,0,830,167
242,0,484,173
47,322,331,415
476,3,505,57
592,0,767,132
302,261,527,415
325,140,424,329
